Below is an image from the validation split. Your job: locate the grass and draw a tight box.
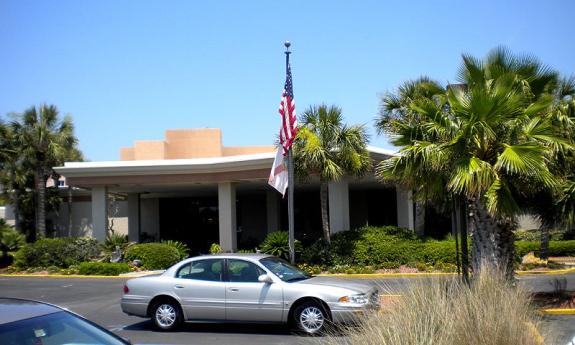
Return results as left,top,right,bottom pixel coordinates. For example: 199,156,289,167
321,267,552,345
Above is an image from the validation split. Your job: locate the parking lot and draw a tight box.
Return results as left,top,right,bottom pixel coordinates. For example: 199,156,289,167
1,274,574,344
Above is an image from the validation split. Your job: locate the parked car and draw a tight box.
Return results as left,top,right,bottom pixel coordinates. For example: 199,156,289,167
0,298,131,345
121,253,379,334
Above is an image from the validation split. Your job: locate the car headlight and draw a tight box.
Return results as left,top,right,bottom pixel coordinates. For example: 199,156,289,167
338,293,369,304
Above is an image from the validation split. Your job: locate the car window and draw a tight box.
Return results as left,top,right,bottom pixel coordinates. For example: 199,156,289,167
227,259,265,283
0,311,128,345
176,259,223,282
260,257,311,282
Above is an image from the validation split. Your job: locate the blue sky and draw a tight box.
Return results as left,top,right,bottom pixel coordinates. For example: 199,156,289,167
1,1,573,162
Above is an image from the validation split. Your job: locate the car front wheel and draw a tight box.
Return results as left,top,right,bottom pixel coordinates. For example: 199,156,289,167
293,301,328,335
152,301,182,331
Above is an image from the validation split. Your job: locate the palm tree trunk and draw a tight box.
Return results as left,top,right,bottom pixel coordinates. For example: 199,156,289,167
540,224,550,260
67,185,73,237
36,168,46,238
12,190,21,233
468,197,515,280
415,201,425,236
320,183,330,244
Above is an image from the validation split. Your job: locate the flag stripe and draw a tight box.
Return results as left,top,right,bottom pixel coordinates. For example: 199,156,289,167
278,63,298,155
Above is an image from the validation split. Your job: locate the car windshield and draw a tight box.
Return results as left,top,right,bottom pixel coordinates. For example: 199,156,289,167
260,257,311,282
0,310,129,345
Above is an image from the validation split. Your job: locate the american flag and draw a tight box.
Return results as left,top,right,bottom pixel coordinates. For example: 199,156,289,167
278,62,298,155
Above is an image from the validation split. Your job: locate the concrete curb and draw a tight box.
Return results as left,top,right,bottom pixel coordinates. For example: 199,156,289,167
516,267,575,276
319,267,575,279
0,271,163,279
2,267,574,280
541,308,575,315
0,274,125,279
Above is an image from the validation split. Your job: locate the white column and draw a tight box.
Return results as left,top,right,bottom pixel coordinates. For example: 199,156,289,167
3,205,16,226
396,188,415,230
127,193,140,243
91,186,108,242
218,182,237,252
328,180,350,234
140,198,160,241
266,190,281,233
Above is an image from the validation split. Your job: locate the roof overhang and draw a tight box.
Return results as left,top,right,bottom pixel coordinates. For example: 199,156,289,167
54,147,397,188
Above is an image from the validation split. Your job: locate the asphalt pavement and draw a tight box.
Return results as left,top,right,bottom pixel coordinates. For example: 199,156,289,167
0,274,574,344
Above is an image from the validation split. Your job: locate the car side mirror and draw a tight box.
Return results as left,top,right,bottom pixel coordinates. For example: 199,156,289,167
258,274,273,284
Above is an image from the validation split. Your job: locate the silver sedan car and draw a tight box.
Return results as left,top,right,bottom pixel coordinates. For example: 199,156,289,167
121,253,379,334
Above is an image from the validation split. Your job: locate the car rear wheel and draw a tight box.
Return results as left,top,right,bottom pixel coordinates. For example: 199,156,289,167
293,301,328,335
152,301,182,331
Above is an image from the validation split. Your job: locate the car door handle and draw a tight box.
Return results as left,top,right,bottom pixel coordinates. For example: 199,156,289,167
229,287,239,292
174,285,184,289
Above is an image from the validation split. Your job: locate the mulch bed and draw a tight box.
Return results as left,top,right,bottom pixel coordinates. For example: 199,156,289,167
531,292,575,309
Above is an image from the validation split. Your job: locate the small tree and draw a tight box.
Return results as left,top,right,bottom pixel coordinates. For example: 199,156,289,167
376,48,573,279
1,105,82,241
293,105,371,243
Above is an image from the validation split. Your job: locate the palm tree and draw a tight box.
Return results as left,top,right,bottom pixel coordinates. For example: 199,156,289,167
9,105,79,239
293,105,371,243
376,48,571,279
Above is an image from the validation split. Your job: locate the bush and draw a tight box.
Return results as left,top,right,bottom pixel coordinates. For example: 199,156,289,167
78,262,131,276
14,237,100,269
304,226,458,267
260,231,302,261
324,268,543,345
209,243,221,254
103,232,129,252
0,223,25,257
161,240,189,260
515,240,575,259
124,243,180,270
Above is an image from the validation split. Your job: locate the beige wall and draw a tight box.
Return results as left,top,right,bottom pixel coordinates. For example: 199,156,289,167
222,146,275,156
120,128,275,160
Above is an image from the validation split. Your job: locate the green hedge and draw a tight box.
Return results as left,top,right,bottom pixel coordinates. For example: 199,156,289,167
14,238,100,268
78,262,131,276
515,240,575,258
124,243,180,270
301,226,575,268
302,226,458,266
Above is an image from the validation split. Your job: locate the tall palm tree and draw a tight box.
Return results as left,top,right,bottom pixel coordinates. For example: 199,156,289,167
376,48,570,279
10,105,79,239
293,105,371,243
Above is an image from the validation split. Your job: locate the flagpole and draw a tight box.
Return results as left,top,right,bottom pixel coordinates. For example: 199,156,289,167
285,41,296,264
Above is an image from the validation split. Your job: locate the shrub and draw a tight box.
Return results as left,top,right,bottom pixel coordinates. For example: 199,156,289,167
14,237,100,269
306,226,458,267
124,243,180,270
300,238,334,266
324,267,543,345
260,231,302,261
103,232,129,252
297,263,323,275
0,223,25,258
209,243,221,254
515,240,575,259
78,262,131,276
161,240,189,260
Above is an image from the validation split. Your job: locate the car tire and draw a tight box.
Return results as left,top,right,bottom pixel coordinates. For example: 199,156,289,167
151,300,182,331
293,301,329,335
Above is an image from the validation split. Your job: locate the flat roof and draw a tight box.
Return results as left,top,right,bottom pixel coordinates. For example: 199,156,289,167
54,147,397,179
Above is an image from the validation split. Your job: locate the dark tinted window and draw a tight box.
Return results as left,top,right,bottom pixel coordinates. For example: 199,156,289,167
176,259,223,282
227,259,265,283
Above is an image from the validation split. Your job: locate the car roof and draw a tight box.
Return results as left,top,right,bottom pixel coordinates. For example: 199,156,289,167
192,253,274,260
0,298,63,325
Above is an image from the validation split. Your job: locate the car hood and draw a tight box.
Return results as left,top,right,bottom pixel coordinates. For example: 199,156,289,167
295,276,374,294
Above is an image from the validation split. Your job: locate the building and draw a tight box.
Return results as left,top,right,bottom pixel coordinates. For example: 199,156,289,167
4,128,419,255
